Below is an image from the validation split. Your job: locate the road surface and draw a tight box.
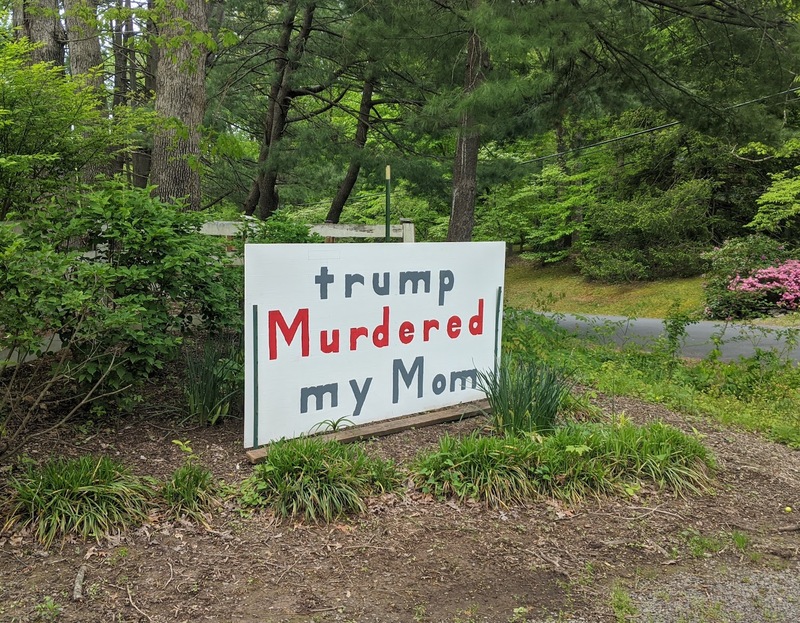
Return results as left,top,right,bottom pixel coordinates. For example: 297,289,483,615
549,313,800,362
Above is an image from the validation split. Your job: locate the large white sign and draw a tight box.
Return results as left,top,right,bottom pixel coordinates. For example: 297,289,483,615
244,242,505,447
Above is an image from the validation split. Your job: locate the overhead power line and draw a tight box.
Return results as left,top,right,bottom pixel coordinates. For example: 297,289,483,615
520,85,800,165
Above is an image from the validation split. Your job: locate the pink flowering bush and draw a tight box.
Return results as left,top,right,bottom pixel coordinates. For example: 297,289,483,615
702,235,793,319
729,260,800,310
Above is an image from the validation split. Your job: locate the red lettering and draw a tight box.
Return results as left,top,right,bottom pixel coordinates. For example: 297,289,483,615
320,329,340,353
447,316,461,338
373,306,390,347
423,319,439,342
268,308,309,360
350,326,369,350
469,298,484,335
399,321,415,344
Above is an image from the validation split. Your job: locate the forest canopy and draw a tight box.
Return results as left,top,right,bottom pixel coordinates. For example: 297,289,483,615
2,0,800,281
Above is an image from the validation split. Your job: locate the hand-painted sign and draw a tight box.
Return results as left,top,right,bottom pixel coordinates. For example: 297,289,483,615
244,242,505,447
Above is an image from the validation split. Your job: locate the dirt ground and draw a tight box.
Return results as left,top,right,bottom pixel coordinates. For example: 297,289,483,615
1,386,799,623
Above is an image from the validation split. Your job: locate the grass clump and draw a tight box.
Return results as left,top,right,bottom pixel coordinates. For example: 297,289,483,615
4,456,154,546
240,438,401,522
410,422,714,507
477,357,570,435
161,440,218,522
185,335,241,425
411,434,539,507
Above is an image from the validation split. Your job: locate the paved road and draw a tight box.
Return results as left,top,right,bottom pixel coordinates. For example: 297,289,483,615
549,313,800,362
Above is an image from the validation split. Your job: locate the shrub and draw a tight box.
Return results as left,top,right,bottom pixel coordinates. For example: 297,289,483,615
702,235,792,319
21,182,240,387
5,456,154,546
728,260,800,311
237,210,323,245
477,357,570,435
240,438,401,522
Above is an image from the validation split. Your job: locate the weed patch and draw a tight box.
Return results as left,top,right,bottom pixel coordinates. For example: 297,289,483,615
4,456,154,546
410,422,713,507
240,438,401,521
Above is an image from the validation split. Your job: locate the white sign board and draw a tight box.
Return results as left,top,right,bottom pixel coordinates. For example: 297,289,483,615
244,242,505,447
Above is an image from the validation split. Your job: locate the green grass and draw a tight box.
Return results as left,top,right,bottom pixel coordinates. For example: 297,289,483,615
410,422,714,507
503,309,800,447
505,261,704,317
162,461,217,521
5,456,154,546
240,438,401,522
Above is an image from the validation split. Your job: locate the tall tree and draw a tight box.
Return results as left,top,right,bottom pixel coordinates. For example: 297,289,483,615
242,0,317,220
447,4,489,242
149,0,209,210
325,79,374,223
12,0,64,65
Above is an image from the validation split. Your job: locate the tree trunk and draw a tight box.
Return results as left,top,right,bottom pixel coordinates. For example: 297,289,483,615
64,0,113,181
13,0,65,66
447,24,488,242
326,80,374,223
243,1,315,220
132,0,158,188
64,0,103,82
150,0,209,210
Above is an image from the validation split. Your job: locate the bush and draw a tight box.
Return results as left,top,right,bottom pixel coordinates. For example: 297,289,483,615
728,260,800,311
477,357,570,435
4,456,155,546
22,181,241,388
240,438,401,522
702,235,792,319
237,210,323,245
577,247,650,282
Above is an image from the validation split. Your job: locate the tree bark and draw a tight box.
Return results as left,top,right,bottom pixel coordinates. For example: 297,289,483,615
64,0,113,181
243,1,316,220
150,0,209,210
132,0,159,188
325,80,374,223
64,0,103,83
13,0,65,66
447,23,489,242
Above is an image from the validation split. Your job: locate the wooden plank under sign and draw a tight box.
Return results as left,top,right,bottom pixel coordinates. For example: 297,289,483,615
245,399,490,464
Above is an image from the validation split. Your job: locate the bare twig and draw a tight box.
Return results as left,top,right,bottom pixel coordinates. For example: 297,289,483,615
126,584,153,623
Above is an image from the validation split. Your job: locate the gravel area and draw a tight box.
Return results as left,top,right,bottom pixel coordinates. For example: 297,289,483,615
630,562,800,622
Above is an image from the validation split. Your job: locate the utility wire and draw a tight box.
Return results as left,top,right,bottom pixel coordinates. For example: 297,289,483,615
520,85,800,165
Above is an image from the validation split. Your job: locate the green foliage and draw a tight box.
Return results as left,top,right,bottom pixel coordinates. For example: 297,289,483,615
34,596,62,622
701,235,792,319
0,39,150,219
162,441,217,521
411,434,539,507
475,165,592,260
185,335,241,425
5,456,154,547
410,421,714,507
477,357,570,436
504,307,800,447
751,166,800,234
240,438,401,522
21,181,240,389
237,210,323,245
